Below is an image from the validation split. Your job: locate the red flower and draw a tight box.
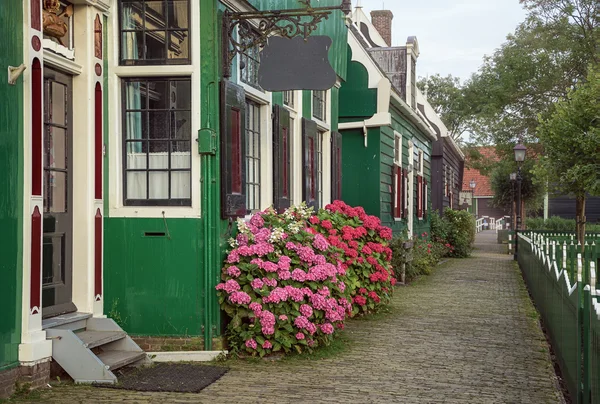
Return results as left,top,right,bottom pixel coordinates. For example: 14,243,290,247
321,220,333,229
353,296,367,306
309,216,320,225
358,287,367,295
391,278,397,286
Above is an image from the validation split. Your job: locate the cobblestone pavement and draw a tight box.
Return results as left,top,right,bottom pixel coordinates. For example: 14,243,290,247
17,231,562,403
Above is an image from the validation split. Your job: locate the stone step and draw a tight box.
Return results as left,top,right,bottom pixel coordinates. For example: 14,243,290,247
97,350,147,371
75,330,127,349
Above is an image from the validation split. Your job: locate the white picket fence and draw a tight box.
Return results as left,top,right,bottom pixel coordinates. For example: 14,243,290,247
475,216,511,233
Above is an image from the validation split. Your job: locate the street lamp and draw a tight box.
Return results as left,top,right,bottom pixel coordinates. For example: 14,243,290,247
513,144,527,260
469,180,476,215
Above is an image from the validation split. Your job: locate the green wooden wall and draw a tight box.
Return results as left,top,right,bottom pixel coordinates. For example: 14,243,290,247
0,0,23,371
104,219,204,336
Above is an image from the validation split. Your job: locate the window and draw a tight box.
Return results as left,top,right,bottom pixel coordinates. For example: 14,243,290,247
245,99,261,211
312,90,326,121
120,0,190,65
283,91,294,108
122,77,192,206
316,131,324,207
416,149,424,219
393,132,402,166
240,43,261,90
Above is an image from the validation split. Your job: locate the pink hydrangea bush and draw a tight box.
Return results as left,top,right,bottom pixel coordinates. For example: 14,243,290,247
216,205,352,357
309,200,396,315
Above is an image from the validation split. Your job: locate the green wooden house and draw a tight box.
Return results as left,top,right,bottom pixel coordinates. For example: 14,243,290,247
338,6,437,238
0,0,349,393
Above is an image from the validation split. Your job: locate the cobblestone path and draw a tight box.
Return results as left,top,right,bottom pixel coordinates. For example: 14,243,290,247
18,231,562,403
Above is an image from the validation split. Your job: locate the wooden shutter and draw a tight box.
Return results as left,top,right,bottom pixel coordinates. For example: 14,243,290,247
331,131,342,201
417,175,423,218
302,118,319,209
220,80,247,219
402,168,408,218
423,179,428,219
273,105,291,212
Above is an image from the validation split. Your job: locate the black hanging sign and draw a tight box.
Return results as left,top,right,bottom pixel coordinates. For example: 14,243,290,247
258,36,336,92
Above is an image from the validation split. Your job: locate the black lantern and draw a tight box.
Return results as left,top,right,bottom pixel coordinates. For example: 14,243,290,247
513,144,527,261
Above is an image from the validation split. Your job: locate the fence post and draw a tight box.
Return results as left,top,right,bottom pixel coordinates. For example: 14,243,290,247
577,254,584,404
582,254,592,404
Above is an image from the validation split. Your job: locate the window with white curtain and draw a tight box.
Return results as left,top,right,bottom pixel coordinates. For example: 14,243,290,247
122,77,192,206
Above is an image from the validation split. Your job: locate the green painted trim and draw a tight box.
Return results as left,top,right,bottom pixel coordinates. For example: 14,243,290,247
0,0,24,368
302,90,312,120
272,92,283,106
103,14,109,216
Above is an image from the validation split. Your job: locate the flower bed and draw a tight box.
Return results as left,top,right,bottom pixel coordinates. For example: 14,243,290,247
216,202,395,357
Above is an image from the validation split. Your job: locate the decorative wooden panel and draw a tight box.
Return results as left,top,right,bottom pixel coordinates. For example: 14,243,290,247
94,209,102,300
32,58,42,196
30,207,42,313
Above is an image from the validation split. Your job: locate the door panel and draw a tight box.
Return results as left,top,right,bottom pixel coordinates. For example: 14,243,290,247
42,68,76,318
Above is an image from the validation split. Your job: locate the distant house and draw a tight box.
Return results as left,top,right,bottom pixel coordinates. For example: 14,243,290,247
547,194,600,224
461,147,508,220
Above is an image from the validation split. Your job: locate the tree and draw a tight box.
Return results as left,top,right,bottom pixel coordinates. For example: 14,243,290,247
465,0,598,146
417,74,472,140
489,159,545,228
534,67,600,245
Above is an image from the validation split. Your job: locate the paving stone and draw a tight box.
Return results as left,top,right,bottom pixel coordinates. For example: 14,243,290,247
15,230,562,403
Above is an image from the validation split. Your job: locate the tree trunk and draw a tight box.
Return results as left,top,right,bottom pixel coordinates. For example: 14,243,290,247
576,194,586,249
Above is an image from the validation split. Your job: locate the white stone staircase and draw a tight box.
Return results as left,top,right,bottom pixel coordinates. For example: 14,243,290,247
43,312,150,384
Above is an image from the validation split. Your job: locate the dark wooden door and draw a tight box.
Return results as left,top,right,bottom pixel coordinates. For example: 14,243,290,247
42,68,76,318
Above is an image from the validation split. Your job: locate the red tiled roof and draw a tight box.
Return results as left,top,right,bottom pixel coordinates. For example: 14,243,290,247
461,147,498,197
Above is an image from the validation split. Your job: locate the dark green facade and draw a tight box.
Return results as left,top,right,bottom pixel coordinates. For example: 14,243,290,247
339,44,432,237
0,0,24,370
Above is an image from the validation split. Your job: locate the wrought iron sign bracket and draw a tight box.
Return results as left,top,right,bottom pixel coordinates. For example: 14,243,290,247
222,0,352,78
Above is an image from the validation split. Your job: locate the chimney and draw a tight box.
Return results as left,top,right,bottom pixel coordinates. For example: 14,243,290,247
370,10,393,47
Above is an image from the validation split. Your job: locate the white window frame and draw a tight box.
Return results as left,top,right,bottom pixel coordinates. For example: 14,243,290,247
283,91,302,205
108,0,201,218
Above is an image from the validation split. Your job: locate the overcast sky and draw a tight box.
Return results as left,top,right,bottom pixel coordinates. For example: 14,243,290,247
357,0,528,82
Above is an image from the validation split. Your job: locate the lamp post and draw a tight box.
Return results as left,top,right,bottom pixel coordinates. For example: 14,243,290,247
513,144,526,260
469,180,476,215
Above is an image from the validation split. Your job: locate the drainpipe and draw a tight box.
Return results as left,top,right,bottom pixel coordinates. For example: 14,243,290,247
199,0,221,351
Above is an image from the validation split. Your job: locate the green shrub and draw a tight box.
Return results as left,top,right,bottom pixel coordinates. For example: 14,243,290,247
443,209,475,258
525,216,600,232
390,232,450,283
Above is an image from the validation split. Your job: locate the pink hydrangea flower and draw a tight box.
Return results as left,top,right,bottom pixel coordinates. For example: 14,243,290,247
226,266,241,278
300,304,313,318
320,323,334,335
312,234,329,251
228,291,251,305
296,332,305,340
278,315,288,321
245,339,257,349
291,268,307,282
251,278,264,289
278,255,291,270
223,279,241,294
262,340,273,349
249,214,265,228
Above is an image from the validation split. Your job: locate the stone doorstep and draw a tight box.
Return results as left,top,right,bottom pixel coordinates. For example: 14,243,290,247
148,351,228,362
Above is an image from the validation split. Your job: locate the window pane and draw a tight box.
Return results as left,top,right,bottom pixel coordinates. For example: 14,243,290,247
121,31,144,60
171,143,190,169
172,111,190,139
145,1,166,29
45,171,67,213
46,127,66,169
148,112,169,140
145,31,166,60
148,144,169,168
168,1,188,29
121,2,143,30
126,143,146,169
127,171,147,199
147,81,168,109
171,80,191,109
148,171,169,198
168,30,189,60
124,81,145,109
49,82,67,126
125,112,146,140
171,171,190,198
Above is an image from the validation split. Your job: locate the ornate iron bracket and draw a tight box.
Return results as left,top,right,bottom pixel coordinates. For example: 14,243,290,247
222,0,351,78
